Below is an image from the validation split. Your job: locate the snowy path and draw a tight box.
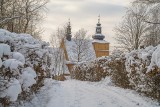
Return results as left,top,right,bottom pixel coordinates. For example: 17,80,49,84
42,79,158,107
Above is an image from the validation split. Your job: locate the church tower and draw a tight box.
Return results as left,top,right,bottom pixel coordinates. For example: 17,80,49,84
92,15,110,57
92,15,105,40
66,19,72,41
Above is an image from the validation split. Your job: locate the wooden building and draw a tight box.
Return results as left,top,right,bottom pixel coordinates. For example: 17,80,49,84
92,15,110,58
92,41,109,58
60,16,109,74
60,20,75,74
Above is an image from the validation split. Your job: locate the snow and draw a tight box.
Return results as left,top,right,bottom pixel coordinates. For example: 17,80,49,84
23,44,41,49
21,79,159,107
2,59,24,76
147,45,160,73
92,39,109,44
0,29,12,42
6,79,21,101
63,64,70,75
11,52,25,64
0,26,160,106
3,59,23,72
0,58,2,67
0,44,11,58
0,29,57,103
20,67,37,91
125,46,157,74
0,79,22,102
94,33,105,36
0,29,55,74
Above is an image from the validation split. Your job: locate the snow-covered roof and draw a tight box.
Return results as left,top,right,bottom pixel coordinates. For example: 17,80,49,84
94,33,105,36
92,34,105,40
92,39,109,44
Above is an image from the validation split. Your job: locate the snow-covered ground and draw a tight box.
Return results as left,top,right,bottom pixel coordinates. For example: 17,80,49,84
21,78,159,107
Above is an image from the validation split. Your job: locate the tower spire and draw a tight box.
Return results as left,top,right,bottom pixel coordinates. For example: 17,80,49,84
66,18,72,41
92,15,105,40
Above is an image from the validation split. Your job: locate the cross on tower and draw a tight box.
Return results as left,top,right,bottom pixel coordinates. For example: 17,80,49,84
68,18,70,25
98,14,100,23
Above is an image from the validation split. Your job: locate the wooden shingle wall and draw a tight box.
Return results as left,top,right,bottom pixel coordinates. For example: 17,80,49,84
92,42,109,58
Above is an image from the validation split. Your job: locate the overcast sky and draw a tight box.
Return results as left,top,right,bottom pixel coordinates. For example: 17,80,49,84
42,0,133,48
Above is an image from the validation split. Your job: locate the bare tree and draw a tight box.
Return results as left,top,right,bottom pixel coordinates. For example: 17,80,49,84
144,6,160,46
114,4,149,51
135,0,160,4
0,0,49,39
50,27,67,75
132,0,160,46
50,27,66,48
72,28,91,62
134,0,160,24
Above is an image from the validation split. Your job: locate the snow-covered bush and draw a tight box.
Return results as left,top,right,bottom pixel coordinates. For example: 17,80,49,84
0,29,54,74
73,46,160,100
72,57,110,81
11,52,25,64
0,43,11,59
125,50,148,91
0,45,35,106
20,67,37,91
72,50,130,88
109,55,130,88
147,45,160,74
0,29,55,75
0,58,2,68
124,46,160,100
0,43,11,80
0,29,55,106
0,78,22,102
2,59,24,77
18,67,37,101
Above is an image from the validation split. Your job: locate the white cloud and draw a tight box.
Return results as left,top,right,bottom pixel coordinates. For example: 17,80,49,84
63,5,80,12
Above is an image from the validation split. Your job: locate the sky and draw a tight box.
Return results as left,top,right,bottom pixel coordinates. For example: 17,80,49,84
42,0,132,48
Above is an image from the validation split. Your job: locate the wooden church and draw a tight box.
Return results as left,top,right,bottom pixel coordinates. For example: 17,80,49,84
60,16,110,74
